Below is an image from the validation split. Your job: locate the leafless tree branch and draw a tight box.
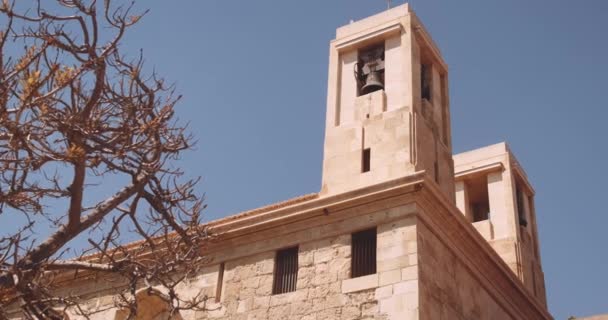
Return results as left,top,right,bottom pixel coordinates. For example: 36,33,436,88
0,1,208,318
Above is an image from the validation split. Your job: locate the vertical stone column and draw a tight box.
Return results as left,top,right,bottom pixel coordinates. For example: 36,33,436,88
487,171,510,239
454,180,471,221
325,42,340,129
338,50,358,125
384,35,405,111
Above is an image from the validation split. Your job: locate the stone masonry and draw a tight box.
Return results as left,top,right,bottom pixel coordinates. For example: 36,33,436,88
10,3,555,320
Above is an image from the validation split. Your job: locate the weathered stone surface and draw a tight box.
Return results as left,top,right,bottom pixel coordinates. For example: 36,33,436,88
14,5,551,320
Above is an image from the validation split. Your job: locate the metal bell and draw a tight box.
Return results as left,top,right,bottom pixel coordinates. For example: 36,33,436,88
361,70,384,95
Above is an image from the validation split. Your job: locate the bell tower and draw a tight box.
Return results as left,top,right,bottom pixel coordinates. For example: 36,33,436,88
320,4,454,201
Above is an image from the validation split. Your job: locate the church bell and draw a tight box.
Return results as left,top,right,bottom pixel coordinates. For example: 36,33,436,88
355,45,385,96
361,69,384,95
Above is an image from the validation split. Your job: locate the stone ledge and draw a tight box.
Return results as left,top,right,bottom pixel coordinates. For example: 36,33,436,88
472,219,494,240
341,273,379,293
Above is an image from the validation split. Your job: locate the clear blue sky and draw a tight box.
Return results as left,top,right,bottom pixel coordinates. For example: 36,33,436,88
6,0,607,318
120,1,607,318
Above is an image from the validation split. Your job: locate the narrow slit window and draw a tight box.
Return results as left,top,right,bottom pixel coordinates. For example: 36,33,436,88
434,161,439,183
362,148,371,173
421,63,432,101
351,228,377,278
467,174,490,222
215,262,225,303
516,184,528,227
272,247,298,295
440,74,449,143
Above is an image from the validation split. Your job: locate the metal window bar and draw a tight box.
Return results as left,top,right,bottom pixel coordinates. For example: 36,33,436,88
272,247,298,294
351,228,377,278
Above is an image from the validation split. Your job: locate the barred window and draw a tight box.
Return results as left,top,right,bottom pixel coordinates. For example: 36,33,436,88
351,228,377,278
272,247,298,294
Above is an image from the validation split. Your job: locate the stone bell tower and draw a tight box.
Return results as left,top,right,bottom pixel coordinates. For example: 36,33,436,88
320,4,454,200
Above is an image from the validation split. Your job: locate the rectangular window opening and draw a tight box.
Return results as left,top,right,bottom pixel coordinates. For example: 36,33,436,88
516,183,528,227
362,148,371,173
215,262,225,303
351,228,377,278
421,63,432,101
528,195,540,259
440,74,449,144
272,246,298,295
467,174,490,222
434,161,439,183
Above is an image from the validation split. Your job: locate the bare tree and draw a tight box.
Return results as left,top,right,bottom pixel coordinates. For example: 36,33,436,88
0,1,208,318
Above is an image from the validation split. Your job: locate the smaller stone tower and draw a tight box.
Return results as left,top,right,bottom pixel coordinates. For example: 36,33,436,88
320,4,454,201
454,143,547,305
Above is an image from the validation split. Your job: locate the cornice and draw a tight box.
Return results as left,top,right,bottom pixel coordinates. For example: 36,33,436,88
50,173,426,285
208,172,426,242
454,161,504,180
410,13,448,72
334,21,403,52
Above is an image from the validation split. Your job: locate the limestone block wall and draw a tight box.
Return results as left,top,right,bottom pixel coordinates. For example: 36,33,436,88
453,143,547,306
199,235,382,320
39,202,422,320
6,179,550,320
413,110,454,201
16,265,220,320
194,215,420,320
417,222,514,320
373,217,419,319
321,106,415,196
322,5,455,203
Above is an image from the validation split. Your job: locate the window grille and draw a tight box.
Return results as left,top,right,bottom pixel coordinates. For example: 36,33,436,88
272,247,298,294
351,228,377,278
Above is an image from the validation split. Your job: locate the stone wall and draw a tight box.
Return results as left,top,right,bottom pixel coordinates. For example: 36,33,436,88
196,235,381,320
36,203,421,320
5,178,550,320
192,214,420,320
417,221,514,320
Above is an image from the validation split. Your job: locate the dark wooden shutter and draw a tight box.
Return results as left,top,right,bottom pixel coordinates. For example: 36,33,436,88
272,247,298,294
351,228,377,278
